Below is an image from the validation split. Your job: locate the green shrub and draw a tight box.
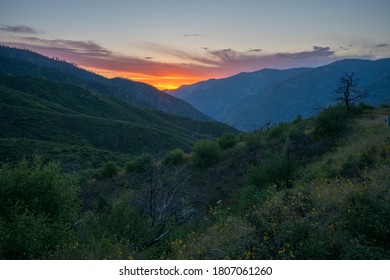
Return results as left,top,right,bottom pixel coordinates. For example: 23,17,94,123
244,131,264,151
99,161,120,178
136,154,155,171
246,153,295,189
267,122,289,139
125,159,141,173
163,149,185,165
125,154,155,173
313,105,348,138
218,133,237,150
0,156,79,259
192,139,220,167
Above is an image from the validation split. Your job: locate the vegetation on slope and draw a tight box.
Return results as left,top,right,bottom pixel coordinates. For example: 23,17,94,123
1,104,389,260
0,74,235,169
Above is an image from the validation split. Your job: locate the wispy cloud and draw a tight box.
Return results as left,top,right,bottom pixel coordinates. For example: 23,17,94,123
0,24,38,34
21,37,112,57
183,33,205,38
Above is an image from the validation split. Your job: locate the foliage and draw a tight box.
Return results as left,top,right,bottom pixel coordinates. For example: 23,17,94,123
218,133,237,150
125,154,156,173
267,122,289,139
191,139,220,167
313,105,347,138
246,140,296,190
0,156,79,259
99,161,120,179
163,149,185,165
248,171,390,259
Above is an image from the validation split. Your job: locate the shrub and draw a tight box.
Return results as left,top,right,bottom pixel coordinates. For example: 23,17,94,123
313,105,347,138
192,139,220,167
246,153,295,189
99,161,120,178
247,163,390,260
0,156,79,259
163,149,185,165
136,154,154,171
267,122,289,139
218,133,237,150
125,154,155,173
244,131,264,151
125,159,141,173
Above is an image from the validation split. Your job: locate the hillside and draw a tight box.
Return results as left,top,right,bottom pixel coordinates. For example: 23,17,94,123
0,74,235,170
2,103,389,260
171,58,390,131
0,45,210,121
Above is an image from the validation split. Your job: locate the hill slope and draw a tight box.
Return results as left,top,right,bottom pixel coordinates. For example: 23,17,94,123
5,105,388,260
0,45,210,121
0,74,235,170
171,58,390,130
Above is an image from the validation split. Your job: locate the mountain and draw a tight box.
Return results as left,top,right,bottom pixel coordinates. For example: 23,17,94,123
0,74,236,170
171,58,390,131
0,45,210,121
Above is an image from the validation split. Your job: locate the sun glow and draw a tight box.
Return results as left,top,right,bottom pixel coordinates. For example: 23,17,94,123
82,66,203,90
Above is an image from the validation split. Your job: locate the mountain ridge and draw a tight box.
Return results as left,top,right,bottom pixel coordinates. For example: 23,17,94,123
170,58,390,130
0,45,211,121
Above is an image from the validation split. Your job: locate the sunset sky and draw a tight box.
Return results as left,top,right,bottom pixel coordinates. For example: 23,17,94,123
1,0,389,90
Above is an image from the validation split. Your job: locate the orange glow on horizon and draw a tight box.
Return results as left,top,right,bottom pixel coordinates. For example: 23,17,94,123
82,66,206,90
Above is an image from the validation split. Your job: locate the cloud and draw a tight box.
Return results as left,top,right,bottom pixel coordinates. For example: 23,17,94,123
376,43,388,48
0,24,38,34
183,33,205,37
276,46,335,59
208,48,235,61
21,37,112,57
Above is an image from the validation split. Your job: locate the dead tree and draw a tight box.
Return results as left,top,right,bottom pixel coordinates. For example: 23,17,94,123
335,72,368,112
134,161,195,247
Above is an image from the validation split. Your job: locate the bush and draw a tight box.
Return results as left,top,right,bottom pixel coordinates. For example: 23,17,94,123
246,153,295,189
163,149,185,165
218,133,237,150
249,174,390,259
125,154,155,173
136,154,155,171
0,156,79,259
192,139,220,167
313,105,347,138
125,159,141,173
244,131,265,151
267,122,289,139
99,161,120,178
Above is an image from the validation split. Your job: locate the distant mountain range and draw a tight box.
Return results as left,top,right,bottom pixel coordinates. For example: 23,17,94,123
0,45,209,121
170,58,390,131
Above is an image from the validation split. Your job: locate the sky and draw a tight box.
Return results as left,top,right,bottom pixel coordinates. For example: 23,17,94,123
1,0,389,90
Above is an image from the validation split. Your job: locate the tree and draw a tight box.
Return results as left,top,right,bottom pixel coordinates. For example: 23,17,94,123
335,72,368,112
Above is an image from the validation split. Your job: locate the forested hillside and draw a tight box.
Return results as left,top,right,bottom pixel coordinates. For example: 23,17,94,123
0,74,235,170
